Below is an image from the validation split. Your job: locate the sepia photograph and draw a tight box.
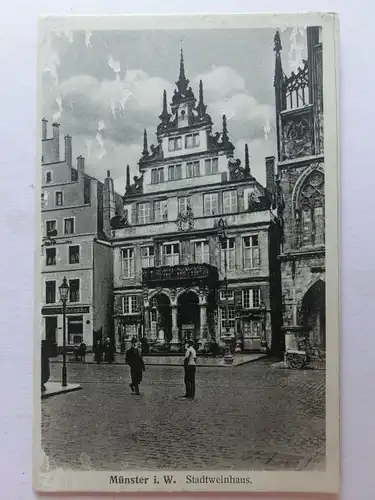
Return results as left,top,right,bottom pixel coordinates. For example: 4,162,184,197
34,13,340,494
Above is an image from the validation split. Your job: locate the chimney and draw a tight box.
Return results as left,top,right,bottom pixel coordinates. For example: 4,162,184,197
52,122,60,161
265,156,276,193
42,118,48,140
64,135,72,167
77,155,85,180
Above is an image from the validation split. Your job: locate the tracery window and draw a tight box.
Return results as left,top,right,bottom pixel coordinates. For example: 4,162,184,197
295,170,325,247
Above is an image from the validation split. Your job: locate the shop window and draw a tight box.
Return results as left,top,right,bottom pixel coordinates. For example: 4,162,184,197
68,316,83,345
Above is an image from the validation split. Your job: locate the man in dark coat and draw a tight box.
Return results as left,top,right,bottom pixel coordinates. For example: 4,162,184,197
103,337,115,363
125,338,145,395
94,339,103,364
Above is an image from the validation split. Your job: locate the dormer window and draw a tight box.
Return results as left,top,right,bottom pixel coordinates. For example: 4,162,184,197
168,136,182,152
185,133,200,149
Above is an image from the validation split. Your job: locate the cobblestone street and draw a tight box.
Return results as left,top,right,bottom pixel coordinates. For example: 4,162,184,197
41,360,325,471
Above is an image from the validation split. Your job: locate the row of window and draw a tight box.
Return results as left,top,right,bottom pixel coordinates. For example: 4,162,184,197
41,191,64,209
45,218,75,236
45,279,80,304
121,235,260,277
44,169,78,185
121,288,261,315
167,133,200,152
45,245,80,266
151,158,218,184
137,190,238,224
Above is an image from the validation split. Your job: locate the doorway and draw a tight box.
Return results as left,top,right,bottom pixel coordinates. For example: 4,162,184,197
177,291,200,341
301,279,326,349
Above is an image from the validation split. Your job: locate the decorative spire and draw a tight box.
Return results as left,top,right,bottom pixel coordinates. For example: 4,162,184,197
159,89,171,123
244,143,250,175
222,114,229,144
126,165,131,189
273,30,284,87
142,129,149,157
176,46,189,95
196,79,207,116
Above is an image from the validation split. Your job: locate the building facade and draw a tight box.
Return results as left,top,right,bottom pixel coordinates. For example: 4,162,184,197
273,27,325,351
40,120,119,352
109,51,282,353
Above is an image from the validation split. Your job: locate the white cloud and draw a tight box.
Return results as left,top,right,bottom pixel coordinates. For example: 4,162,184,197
194,66,246,100
44,63,276,192
210,93,273,124
68,133,142,194
55,70,174,127
287,26,307,73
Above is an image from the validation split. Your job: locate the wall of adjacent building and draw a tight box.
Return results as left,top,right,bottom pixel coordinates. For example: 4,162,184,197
92,240,114,342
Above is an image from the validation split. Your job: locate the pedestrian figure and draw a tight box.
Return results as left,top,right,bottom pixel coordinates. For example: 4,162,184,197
125,337,145,395
209,338,219,358
183,339,197,399
94,339,103,364
79,342,86,362
104,336,115,363
73,344,80,362
140,337,149,354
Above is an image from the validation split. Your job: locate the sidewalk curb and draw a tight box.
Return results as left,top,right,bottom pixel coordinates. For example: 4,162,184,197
49,355,267,368
42,384,82,399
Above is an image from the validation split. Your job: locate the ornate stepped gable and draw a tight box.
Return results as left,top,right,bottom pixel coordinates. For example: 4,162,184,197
121,47,271,217
137,47,236,172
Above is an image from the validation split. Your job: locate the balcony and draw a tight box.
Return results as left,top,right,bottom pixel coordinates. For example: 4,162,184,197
142,263,219,287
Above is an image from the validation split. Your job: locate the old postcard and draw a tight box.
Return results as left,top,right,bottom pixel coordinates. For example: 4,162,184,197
34,13,340,494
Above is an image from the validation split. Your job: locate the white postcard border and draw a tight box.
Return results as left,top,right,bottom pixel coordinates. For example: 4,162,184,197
33,11,340,494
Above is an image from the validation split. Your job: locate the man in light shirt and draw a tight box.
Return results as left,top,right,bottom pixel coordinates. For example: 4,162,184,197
183,339,197,399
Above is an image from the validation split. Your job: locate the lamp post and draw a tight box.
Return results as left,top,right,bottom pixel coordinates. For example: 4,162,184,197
216,218,234,363
59,277,70,387
260,300,268,353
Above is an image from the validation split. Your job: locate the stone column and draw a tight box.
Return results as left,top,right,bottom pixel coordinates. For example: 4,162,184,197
292,288,297,326
170,305,180,352
200,304,208,340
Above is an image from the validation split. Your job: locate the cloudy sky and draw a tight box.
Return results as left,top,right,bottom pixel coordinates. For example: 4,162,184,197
41,27,307,193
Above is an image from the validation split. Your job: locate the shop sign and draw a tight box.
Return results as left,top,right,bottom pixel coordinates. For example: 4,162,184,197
42,306,90,315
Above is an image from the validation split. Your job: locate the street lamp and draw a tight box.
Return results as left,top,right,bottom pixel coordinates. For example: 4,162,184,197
59,277,70,387
216,218,234,363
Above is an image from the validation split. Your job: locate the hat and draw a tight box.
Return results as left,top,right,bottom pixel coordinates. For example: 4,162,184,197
187,339,194,346
131,337,138,344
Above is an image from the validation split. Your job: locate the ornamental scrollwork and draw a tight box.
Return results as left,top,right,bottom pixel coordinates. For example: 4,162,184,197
176,205,194,231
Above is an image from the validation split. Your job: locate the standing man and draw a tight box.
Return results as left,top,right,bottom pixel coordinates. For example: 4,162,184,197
125,337,145,396
183,339,197,399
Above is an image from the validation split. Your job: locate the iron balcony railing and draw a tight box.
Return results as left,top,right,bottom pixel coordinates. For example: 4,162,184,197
142,263,219,287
